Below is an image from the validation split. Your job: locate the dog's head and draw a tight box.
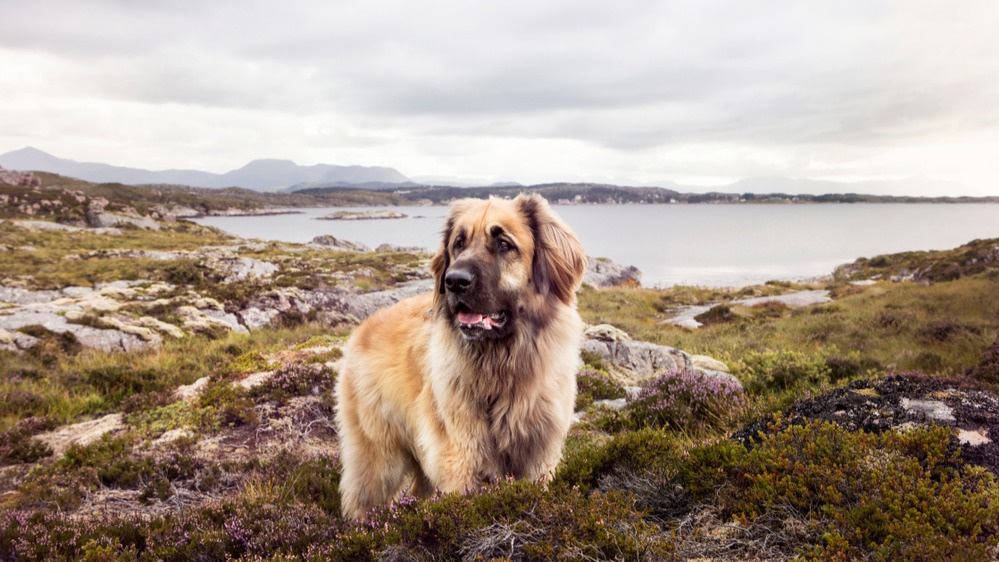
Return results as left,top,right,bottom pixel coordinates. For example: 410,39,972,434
430,193,586,341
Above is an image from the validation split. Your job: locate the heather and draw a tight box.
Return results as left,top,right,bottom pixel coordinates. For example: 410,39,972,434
3,178,999,560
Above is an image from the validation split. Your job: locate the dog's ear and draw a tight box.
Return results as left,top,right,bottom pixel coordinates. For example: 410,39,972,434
516,193,587,304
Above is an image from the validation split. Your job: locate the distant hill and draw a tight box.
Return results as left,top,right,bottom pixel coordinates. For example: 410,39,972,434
0,147,410,191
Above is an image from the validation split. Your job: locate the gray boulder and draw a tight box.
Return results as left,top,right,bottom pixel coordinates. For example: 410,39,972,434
345,280,434,321
205,256,279,282
85,212,160,231
582,323,741,389
311,235,372,252
583,257,642,288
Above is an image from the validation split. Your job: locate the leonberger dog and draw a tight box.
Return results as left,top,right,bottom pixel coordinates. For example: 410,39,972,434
335,193,586,519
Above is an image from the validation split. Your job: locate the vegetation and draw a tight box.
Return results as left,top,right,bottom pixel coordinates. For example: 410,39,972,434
2,179,999,559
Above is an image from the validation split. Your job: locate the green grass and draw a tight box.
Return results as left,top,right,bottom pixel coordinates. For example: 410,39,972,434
0,323,339,431
579,274,999,377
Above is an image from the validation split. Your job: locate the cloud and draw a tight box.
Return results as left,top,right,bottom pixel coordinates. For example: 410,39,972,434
1,0,998,193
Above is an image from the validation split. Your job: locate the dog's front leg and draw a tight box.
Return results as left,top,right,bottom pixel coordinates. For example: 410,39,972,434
415,395,495,493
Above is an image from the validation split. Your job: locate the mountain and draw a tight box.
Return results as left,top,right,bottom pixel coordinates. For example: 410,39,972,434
0,147,409,191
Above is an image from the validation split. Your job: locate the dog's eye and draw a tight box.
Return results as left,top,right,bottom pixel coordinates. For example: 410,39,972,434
452,237,464,252
497,239,514,253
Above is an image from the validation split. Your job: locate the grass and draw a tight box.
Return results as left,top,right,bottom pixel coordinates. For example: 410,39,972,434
580,274,999,377
0,323,339,431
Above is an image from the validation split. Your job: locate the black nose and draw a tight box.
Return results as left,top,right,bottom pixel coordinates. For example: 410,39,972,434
444,268,475,294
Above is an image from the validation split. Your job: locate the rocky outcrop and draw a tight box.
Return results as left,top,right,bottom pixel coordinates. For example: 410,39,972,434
343,279,434,321
583,257,642,288
5,220,121,235
310,235,372,252
0,166,41,188
733,373,999,476
376,243,426,253
202,256,279,282
317,210,407,220
581,323,740,389
85,211,161,231
35,413,125,458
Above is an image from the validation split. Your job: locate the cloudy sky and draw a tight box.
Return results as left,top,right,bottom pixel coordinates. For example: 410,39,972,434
2,1,998,194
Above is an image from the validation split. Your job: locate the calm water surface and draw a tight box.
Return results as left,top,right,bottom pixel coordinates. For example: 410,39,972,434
192,204,999,287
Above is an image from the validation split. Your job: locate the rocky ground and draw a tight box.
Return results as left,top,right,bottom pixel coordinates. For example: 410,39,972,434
3,170,999,560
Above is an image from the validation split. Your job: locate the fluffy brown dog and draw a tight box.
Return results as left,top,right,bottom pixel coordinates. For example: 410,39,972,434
335,193,587,519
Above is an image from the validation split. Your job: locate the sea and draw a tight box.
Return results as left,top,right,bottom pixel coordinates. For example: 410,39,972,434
190,203,999,288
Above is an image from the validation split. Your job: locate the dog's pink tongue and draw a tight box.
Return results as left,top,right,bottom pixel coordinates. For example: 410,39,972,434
458,311,484,325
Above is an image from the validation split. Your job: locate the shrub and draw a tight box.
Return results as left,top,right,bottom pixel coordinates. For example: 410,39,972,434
723,421,999,560
824,354,883,382
694,304,735,326
84,366,167,406
248,363,335,405
738,350,830,393
625,369,745,433
574,367,625,411
967,338,999,386
370,480,672,561
196,380,258,430
556,428,679,491
0,417,55,466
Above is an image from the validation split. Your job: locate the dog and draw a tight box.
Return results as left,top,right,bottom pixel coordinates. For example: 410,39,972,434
335,193,587,519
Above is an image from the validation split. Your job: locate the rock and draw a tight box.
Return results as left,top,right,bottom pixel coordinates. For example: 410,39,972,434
238,307,280,330
310,235,372,252
0,309,73,333
317,210,407,220
584,323,632,342
71,326,150,352
85,211,161,231
61,286,96,298
901,398,955,422
0,328,38,351
581,338,692,385
175,377,210,401
205,256,279,282
177,306,248,334
8,220,84,232
583,257,642,288
344,280,434,320
136,316,186,339
581,324,740,389
152,428,195,447
691,355,730,373
376,243,426,253
91,316,163,345
36,413,125,458
593,398,629,410
0,286,61,305
237,371,275,390
732,374,999,477
238,288,314,330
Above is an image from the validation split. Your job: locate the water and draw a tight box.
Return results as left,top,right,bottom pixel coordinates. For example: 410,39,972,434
191,203,999,287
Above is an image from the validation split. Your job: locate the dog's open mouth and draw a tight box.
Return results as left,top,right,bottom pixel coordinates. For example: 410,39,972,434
456,307,508,331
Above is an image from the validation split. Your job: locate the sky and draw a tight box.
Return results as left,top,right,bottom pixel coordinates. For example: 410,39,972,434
2,1,999,195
